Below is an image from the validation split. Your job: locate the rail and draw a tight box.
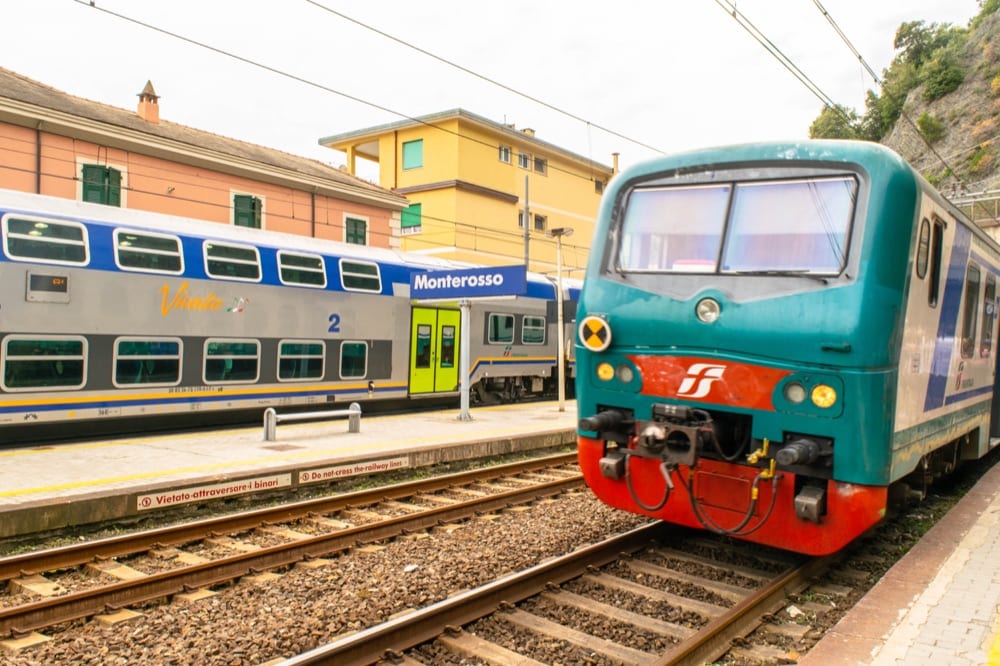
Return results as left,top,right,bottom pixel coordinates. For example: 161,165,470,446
263,402,361,441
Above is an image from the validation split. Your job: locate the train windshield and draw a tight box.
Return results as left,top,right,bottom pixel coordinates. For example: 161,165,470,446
617,175,857,275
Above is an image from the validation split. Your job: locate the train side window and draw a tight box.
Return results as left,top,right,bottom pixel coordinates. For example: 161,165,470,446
2,215,88,265
340,259,381,292
915,218,930,279
340,341,368,378
278,340,325,381
204,241,261,281
204,339,260,383
981,275,996,357
2,336,86,391
277,251,326,288
960,263,981,359
522,316,546,344
928,217,945,307
488,313,515,344
113,338,181,386
114,229,183,274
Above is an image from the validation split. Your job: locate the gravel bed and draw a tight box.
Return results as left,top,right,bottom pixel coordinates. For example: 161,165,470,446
5,491,649,665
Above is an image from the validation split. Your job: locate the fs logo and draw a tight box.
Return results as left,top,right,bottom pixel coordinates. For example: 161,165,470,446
676,363,726,399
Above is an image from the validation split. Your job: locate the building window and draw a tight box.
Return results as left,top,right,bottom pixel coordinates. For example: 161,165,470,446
518,152,531,169
81,164,122,206
346,217,367,245
402,139,424,170
233,194,262,229
499,145,511,163
534,214,547,232
402,203,422,236
595,180,605,194
533,157,547,175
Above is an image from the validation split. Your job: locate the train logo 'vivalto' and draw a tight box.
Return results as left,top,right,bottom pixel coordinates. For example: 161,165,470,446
675,363,727,399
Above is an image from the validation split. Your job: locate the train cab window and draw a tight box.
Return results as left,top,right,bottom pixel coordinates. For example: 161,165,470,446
488,313,515,344
114,229,183,274
204,339,260,383
278,340,325,381
340,341,368,378
981,275,996,357
522,316,546,344
915,218,930,279
961,263,981,359
2,336,86,391
928,217,945,307
2,216,88,265
277,251,326,288
113,338,181,386
204,241,261,281
340,259,381,292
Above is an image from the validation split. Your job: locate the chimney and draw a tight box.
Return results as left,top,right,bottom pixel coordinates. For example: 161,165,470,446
612,152,620,174
521,127,535,137
137,80,160,124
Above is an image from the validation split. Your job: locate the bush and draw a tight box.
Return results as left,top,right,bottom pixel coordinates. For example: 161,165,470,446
918,112,946,143
923,54,965,101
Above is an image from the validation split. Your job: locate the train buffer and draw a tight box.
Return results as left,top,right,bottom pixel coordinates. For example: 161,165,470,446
263,403,361,441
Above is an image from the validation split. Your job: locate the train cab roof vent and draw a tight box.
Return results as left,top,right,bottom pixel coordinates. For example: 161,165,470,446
137,80,160,124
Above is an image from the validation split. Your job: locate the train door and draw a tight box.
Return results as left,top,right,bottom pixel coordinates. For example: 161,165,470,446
408,307,460,395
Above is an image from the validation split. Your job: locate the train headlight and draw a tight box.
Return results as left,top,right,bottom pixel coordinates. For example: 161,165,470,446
695,298,721,323
596,362,615,381
615,364,635,383
783,382,807,404
811,384,837,408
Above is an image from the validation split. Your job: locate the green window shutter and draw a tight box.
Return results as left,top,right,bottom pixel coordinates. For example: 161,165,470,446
346,217,366,245
234,194,262,228
401,203,422,232
402,139,423,170
106,167,122,207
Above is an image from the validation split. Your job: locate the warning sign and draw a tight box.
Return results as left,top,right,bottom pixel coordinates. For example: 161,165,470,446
299,456,408,484
136,474,292,511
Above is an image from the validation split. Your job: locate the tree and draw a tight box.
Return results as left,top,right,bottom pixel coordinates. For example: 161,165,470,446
809,105,861,139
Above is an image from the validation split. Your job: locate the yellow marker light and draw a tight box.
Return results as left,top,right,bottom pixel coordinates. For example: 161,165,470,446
783,382,807,404
811,384,837,408
597,362,615,381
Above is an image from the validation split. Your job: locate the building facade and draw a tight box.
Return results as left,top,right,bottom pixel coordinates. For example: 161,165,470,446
0,68,408,247
320,109,615,275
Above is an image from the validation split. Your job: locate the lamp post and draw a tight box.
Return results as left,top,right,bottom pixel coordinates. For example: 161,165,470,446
547,227,573,412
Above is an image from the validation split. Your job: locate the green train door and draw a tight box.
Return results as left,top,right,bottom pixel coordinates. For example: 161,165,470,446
409,307,461,395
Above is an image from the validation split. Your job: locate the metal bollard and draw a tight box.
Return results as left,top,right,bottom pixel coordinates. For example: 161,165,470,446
348,402,361,433
264,407,277,441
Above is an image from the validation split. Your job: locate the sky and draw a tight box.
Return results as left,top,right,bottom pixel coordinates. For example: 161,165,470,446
0,0,984,182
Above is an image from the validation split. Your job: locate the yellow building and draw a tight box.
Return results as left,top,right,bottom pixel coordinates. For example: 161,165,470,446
320,109,615,276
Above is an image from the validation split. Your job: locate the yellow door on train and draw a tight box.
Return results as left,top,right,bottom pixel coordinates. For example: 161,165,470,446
409,307,460,395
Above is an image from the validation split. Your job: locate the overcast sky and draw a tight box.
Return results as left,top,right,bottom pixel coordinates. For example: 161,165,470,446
1,0,983,181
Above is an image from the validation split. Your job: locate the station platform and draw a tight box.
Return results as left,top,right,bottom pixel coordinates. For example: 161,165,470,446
801,456,1000,665
0,401,577,540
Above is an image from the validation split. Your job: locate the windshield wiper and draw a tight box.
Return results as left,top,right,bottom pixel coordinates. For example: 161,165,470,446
731,269,830,284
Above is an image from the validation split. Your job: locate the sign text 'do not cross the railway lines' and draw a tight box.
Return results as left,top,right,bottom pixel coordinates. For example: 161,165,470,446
410,265,527,299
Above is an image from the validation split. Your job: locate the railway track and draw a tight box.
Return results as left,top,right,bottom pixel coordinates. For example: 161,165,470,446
281,525,836,666
0,452,580,640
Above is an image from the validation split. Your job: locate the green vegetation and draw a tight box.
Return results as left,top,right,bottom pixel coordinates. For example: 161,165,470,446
917,112,946,143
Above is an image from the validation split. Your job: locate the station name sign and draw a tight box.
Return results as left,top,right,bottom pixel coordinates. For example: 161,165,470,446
411,265,527,299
